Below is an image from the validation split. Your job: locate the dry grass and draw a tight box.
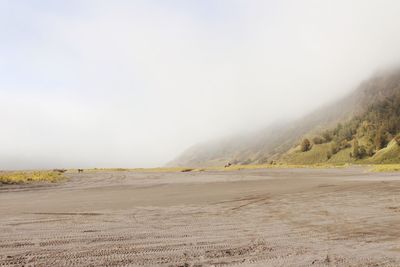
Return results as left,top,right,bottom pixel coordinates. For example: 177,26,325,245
87,167,198,173
83,163,400,173
85,163,348,172
369,164,400,172
0,171,64,184
211,163,349,171
85,163,350,173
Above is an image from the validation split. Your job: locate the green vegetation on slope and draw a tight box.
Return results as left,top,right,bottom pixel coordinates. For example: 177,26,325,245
368,139,400,164
171,69,400,167
284,71,400,165
282,143,331,164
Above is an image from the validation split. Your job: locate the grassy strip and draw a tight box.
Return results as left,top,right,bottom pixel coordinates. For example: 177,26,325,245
369,164,400,172
74,163,400,173
85,167,197,173
85,163,349,173
0,171,65,185
214,163,349,171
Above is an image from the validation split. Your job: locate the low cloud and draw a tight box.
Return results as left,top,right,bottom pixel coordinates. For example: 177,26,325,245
1,0,400,169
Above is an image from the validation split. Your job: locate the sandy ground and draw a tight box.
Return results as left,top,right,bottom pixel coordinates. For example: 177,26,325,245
1,167,400,266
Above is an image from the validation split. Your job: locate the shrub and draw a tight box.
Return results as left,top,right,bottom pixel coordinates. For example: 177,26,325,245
352,139,367,159
312,136,324,144
322,131,332,142
327,151,332,160
358,146,367,158
300,138,311,152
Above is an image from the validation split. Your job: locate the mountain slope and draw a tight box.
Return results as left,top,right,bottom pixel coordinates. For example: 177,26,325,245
170,68,400,167
283,69,400,164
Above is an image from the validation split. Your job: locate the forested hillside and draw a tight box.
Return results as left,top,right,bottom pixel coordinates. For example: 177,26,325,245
171,69,400,167
284,69,400,164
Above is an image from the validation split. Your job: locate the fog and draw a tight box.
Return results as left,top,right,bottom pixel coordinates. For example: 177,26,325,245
2,0,400,169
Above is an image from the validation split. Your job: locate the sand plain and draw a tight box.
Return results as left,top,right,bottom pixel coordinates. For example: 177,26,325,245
1,167,400,266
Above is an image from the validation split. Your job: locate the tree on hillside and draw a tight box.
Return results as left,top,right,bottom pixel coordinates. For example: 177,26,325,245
300,138,311,152
351,139,367,159
322,131,332,142
375,127,386,150
312,136,324,144
352,139,359,158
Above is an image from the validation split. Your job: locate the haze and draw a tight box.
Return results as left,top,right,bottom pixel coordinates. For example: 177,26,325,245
2,0,400,169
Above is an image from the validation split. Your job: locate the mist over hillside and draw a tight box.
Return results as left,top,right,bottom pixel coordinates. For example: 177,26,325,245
170,68,400,167
3,1,400,169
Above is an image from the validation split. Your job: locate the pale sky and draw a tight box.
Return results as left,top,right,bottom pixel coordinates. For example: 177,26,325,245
2,0,400,169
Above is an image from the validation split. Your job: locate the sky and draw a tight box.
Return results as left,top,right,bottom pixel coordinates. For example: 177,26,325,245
2,0,400,169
